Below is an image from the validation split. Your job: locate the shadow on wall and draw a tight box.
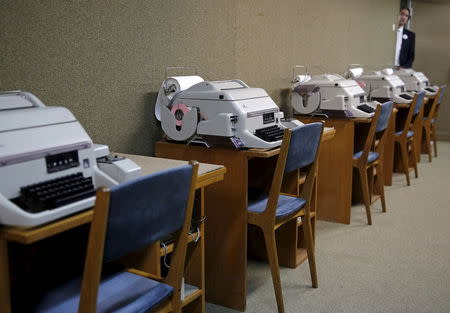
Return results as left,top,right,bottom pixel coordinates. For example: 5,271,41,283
122,91,162,156
279,88,293,119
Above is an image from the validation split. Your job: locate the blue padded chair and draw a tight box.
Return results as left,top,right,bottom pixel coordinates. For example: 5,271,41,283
247,123,324,313
352,102,393,225
394,91,425,186
33,161,199,313
422,86,446,161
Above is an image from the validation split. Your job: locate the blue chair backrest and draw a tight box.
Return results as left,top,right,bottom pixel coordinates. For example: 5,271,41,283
438,86,447,104
285,122,323,173
413,91,426,116
375,101,393,133
102,165,193,262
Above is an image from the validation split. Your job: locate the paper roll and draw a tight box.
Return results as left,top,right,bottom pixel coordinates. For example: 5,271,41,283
154,76,204,121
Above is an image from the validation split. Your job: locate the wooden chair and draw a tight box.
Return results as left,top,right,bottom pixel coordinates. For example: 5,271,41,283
352,102,393,225
32,161,199,313
423,86,446,161
394,91,425,186
247,123,324,313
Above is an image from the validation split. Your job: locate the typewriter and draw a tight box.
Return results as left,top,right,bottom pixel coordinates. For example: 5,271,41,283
0,91,140,227
156,77,302,149
291,73,378,118
357,68,415,104
394,68,438,96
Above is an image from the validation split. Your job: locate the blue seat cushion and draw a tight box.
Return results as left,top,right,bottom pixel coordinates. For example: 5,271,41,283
353,151,380,163
248,194,306,218
395,130,414,138
35,271,173,313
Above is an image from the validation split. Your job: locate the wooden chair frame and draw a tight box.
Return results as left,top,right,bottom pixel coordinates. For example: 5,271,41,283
247,125,323,313
78,161,199,313
394,93,423,186
423,87,445,161
352,104,392,225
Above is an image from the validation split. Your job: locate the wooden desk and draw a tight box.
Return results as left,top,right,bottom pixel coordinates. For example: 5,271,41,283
155,127,334,312
295,116,377,224
0,156,225,313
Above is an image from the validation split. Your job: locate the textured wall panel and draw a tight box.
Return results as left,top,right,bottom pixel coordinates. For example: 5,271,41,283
0,0,399,154
414,0,450,140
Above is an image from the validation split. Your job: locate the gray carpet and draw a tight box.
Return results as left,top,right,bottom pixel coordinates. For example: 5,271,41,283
207,141,450,313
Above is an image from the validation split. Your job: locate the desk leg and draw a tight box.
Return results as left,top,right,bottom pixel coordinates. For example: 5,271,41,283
294,117,353,224
0,237,11,313
203,154,248,311
155,144,248,311
317,120,353,224
184,188,206,313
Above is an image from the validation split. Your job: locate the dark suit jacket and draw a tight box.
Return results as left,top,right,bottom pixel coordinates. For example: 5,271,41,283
399,28,415,68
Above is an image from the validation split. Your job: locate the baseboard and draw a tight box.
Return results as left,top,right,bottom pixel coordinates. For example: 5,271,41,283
436,131,450,142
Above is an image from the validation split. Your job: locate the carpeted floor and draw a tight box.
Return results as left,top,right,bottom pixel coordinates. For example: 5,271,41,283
207,141,450,313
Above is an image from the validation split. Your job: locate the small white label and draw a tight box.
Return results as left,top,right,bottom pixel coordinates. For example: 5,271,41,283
403,34,408,40
181,277,185,300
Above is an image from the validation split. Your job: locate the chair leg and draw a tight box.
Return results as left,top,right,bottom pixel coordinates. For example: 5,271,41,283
375,163,387,213
302,215,318,288
262,228,285,313
424,124,432,162
431,124,438,157
399,141,411,186
170,290,182,313
358,166,372,225
410,139,419,178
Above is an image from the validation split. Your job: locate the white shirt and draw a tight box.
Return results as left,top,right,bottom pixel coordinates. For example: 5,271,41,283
394,26,404,66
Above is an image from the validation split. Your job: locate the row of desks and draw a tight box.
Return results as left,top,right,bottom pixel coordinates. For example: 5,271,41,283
0,128,335,313
0,99,429,312
298,96,431,224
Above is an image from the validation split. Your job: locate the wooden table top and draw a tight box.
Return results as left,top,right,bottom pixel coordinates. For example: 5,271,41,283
155,127,335,159
1,156,226,244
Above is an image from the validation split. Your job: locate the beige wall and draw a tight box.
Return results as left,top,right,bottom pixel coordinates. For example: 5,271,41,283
0,0,398,155
235,0,398,115
413,0,450,141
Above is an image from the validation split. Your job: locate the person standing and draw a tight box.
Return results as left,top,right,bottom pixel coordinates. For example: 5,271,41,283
395,7,415,69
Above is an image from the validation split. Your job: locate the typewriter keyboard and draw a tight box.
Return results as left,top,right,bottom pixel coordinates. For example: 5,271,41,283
357,104,376,114
400,93,413,100
254,125,285,142
13,173,95,213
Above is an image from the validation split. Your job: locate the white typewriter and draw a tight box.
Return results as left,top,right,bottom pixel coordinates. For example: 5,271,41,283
291,70,378,118
156,76,302,149
393,68,438,96
354,68,415,104
0,91,141,227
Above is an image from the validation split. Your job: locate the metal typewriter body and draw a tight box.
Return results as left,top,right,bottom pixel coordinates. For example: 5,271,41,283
159,79,301,149
0,91,140,227
394,68,438,96
291,74,378,118
358,70,415,104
